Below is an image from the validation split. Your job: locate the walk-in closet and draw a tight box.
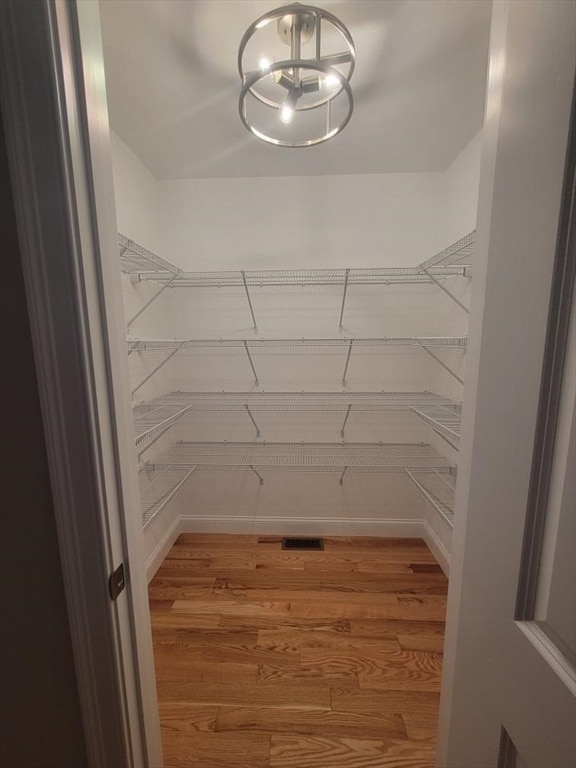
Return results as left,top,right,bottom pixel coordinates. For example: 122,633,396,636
3,0,574,765
101,1,487,580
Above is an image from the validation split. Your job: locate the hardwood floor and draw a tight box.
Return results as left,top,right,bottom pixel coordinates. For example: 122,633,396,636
149,534,447,768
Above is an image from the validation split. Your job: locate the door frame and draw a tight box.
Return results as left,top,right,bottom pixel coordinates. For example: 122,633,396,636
0,0,162,765
437,0,575,764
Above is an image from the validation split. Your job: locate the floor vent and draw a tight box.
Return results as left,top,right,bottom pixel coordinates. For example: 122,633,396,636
282,537,324,551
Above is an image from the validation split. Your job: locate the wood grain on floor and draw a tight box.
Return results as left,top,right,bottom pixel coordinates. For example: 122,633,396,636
149,534,447,768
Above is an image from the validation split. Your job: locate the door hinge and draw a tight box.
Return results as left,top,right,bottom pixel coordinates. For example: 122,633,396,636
109,563,126,601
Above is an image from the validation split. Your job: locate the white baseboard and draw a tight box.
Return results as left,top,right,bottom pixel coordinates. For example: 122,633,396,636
145,517,181,583
179,514,425,539
145,515,451,579
422,519,451,576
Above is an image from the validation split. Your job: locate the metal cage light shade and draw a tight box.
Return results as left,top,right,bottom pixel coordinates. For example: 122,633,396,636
238,3,355,147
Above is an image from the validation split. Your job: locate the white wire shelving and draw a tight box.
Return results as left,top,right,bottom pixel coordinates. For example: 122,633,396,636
416,231,476,271
119,233,475,284
131,265,471,285
127,337,468,351
123,231,472,531
149,442,453,486
119,234,182,276
132,391,462,454
409,403,462,449
128,336,467,395
406,469,457,529
139,463,195,532
119,233,474,329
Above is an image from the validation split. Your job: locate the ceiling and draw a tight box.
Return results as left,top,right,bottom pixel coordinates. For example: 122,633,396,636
99,0,491,179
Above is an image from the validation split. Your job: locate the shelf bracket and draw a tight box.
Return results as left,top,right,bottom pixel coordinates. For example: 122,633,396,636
424,269,470,314
241,271,258,332
249,465,264,485
338,268,350,330
131,345,181,397
243,341,259,385
339,466,348,486
422,346,464,385
342,339,354,385
127,276,176,330
245,405,261,437
340,404,353,437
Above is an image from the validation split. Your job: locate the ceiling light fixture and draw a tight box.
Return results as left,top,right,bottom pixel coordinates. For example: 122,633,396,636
238,3,355,147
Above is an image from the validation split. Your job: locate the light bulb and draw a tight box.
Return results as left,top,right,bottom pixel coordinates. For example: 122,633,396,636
324,73,341,88
279,105,294,124
259,57,272,72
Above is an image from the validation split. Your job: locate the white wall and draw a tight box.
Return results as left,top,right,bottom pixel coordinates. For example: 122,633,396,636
110,132,162,254
111,128,482,272
439,130,483,247
176,470,431,525
157,173,442,270
154,133,482,271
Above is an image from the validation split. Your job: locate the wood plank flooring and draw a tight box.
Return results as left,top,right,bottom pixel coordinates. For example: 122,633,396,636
149,534,447,768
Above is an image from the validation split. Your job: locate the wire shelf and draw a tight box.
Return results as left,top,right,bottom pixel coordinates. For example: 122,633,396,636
416,231,476,271
138,266,471,286
119,235,181,276
410,404,462,446
132,391,461,451
139,463,195,532
118,234,473,284
152,442,452,473
406,469,456,529
127,336,468,351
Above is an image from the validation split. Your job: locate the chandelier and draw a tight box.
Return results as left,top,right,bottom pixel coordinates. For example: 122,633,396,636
238,3,355,147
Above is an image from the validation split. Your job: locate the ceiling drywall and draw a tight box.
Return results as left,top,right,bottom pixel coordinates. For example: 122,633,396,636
99,0,491,179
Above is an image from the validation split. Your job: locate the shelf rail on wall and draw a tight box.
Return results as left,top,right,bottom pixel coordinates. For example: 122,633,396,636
128,336,468,392
406,468,457,529
132,391,462,455
119,232,474,327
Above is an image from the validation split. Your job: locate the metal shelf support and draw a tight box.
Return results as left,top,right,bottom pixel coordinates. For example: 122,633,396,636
245,405,261,437
340,404,353,437
250,465,264,485
424,269,470,315
423,346,464,386
241,270,258,331
339,466,348,485
127,276,176,329
338,268,350,330
342,339,354,385
131,345,181,397
243,340,259,385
